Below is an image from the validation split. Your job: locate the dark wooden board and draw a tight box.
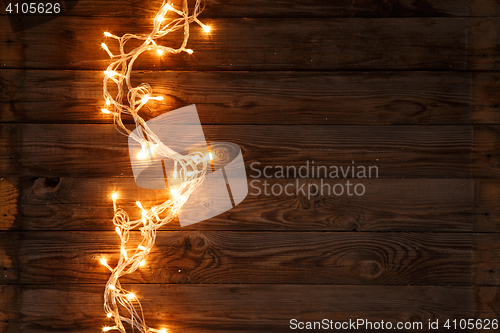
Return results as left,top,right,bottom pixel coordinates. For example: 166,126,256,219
474,125,500,178
469,0,500,16
0,231,498,285
0,70,485,125
1,0,498,18
475,179,500,232
472,72,500,124
2,124,500,178
0,17,473,70
3,176,499,231
468,18,500,71
0,0,475,19
2,284,498,333
2,176,492,232
2,70,499,125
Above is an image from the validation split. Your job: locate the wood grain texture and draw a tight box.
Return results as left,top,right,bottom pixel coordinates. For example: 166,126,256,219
3,177,483,232
475,179,500,232
2,284,498,333
0,70,478,125
0,17,468,70
474,234,500,286
467,18,500,70
1,231,498,285
471,72,500,124
3,124,494,178
469,0,500,16
0,178,17,230
474,126,500,178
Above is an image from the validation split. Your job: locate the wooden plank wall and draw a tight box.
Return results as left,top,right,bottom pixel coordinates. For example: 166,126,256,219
1,0,500,332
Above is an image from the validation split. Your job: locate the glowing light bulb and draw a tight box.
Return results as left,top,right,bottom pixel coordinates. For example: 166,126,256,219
127,293,135,299
142,95,150,104
109,284,115,290
138,245,147,251
157,48,164,55
101,43,114,57
100,258,112,271
107,313,112,318
203,25,210,32
106,99,111,106
136,201,143,210
111,192,118,212
104,32,112,37
185,49,193,54
101,109,111,114
137,148,146,159
104,70,118,76
115,226,121,235
121,247,127,259
159,330,167,333
103,327,112,332
170,189,178,196
140,260,146,267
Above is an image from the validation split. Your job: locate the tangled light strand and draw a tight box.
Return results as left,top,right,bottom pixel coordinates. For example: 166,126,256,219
99,1,210,332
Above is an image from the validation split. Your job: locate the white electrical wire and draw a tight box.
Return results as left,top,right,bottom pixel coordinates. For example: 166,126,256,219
99,1,210,332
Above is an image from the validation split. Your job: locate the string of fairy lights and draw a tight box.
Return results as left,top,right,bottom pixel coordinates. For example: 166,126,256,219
99,1,210,332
